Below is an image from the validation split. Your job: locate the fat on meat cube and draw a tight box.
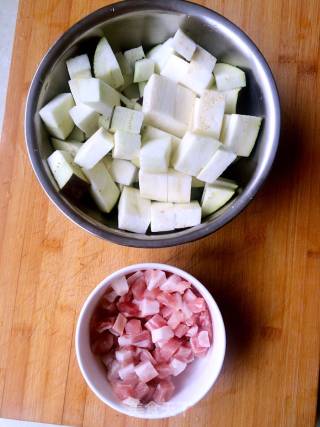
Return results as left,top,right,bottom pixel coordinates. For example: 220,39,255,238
151,326,174,343
159,338,180,361
157,363,172,379
112,381,134,400
167,310,184,330
153,379,175,403
160,274,190,294
170,357,187,376
145,314,167,331
198,330,210,348
188,297,206,313
186,325,199,337
111,276,129,296
115,348,135,364
174,323,189,338
135,360,159,383
133,382,150,400
125,319,142,335
118,334,133,347
127,270,144,285
111,313,127,336
140,298,160,316
144,269,167,291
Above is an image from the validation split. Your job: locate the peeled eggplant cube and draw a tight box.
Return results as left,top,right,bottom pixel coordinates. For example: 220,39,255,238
192,90,225,139
140,137,171,173
71,78,120,117
201,182,236,217
161,54,189,84
110,106,144,134
220,88,241,114
113,130,141,161
94,37,124,89
74,127,114,169
142,125,181,165
143,74,195,138
103,157,137,186
69,104,100,137
174,201,201,229
118,186,151,234
151,202,175,232
139,170,167,202
66,54,92,80
68,126,85,142
167,169,191,203
213,63,246,91
191,46,217,73
147,38,174,73
134,58,155,83
51,138,82,156
39,93,75,140
173,28,196,61
220,114,262,156
47,150,89,199
197,147,237,184
174,131,221,177
124,46,145,72
82,160,120,213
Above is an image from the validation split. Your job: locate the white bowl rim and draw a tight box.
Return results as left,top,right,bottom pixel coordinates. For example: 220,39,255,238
75,263,226,419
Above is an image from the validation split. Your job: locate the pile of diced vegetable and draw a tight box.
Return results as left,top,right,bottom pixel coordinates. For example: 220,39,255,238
40,28,262,234
90,269,212,406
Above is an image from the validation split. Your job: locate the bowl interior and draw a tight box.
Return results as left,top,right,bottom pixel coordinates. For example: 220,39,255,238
76,263,226,419
27,1,279,246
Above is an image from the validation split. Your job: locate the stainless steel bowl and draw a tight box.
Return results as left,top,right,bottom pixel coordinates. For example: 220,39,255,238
25,0,280,248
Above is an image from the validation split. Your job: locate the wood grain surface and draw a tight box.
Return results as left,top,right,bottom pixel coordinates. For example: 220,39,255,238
0,0,319,426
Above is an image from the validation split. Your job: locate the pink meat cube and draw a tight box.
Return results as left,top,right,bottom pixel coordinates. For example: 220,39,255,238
167,310,184,330
198,330,210,348
190,336,209,357
118,363,136,380
112,381,134,400
157,363,172,379
111,276,129,296
169,358,187,376
181,302,193,320
157,292,182,309
159,338,180,361
135,360,159,383
139,298,160,316
111,313,127,336
161,306,173,319
138,349,157,365
107,360,121,383
151,326,174,343
153,379,175,403
188,297,206,313
131,330,152,348
144,269,166,290
174,345,193,364
183,288,197,302
160,274,190,294
117,301,140,317
186,325,198,337
131,278,146,299
118,334,132,347
133,381,150,400
174,323,189,338
125,319,142,335
152,347,167,364
127,270,144,285
145,314,166,331
115,347,135,364
143,287,161,299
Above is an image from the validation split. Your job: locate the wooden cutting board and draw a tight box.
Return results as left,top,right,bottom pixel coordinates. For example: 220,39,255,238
0,0,319,426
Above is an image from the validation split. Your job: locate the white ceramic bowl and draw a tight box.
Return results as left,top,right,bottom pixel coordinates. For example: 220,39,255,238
75,263,226,419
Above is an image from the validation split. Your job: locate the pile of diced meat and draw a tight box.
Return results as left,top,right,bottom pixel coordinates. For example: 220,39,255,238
90,269,212,407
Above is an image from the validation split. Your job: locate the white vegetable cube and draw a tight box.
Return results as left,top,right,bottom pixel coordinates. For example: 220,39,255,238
82,161,120,213
138,81,147,97
213,63,246,91
124,46,145,72
68,126,85,142
93,37,124,89
201,182,236,217
191,46,217,73
66,54,91,79
151,202,175,232
192,90,226,139
68,79,82,105
73,78,120,116
147,38,174,73
167,169,191,203
142,125,181,164
110,106,144,134
47,150,89,198
39,93,75,139
51,138,82,156
74,127,114,169
174,201,201,228
69,104,100,137
197,147,237,183
181,59,214,96
98,114,111,130
139,170,167,202
140,137,171,173
143,74,195,138
174,132,221,176
221,88,241,114
103,157,137,186
118,186,151,233
173,28,196,61
161,54,189,84
115,52,133,90
134,58,155,83
220,114,262,156
113,130,141,160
